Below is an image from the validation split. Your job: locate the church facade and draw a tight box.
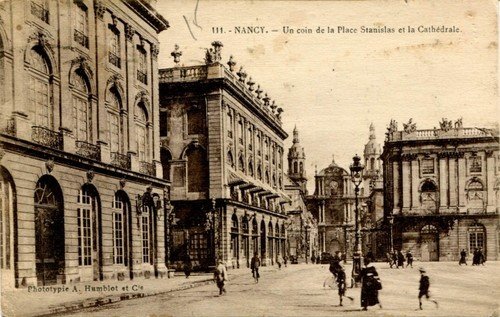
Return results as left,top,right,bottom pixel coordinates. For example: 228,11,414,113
381,119,499,261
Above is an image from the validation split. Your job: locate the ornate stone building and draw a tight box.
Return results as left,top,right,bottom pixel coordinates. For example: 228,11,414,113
0,0,169,288
381,118,499,261
307,125,384,259
159,42,289,270
284,127,318,262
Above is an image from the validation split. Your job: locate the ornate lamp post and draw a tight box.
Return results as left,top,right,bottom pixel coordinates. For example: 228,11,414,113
205,198,220,267
387,213,394,254
163,187,174,266
349,154,364,285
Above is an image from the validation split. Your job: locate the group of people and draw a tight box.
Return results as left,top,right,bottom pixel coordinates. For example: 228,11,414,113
329,251,437,311
386,250,413,268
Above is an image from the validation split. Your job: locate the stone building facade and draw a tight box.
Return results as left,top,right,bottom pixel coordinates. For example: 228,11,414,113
0,0,169,288
381,119,499,261
307,125,384,260
284,127,318,262
159,42,289,270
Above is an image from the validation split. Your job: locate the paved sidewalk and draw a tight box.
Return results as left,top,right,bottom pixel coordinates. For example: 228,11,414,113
0,264,286,317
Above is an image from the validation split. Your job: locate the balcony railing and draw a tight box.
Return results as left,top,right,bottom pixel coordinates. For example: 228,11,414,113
139,161,155,176
137,70,148,85
75,140,100,161
73,29,89,48
111,152,130,169
0,118,16,136
32,126,62,150
31,1,49,23
109,53,121,68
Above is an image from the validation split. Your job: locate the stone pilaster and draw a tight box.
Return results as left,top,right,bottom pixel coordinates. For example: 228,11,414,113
411,159,419,209
392,160,400,214
486,152,495,212
402,160,411,211
439,156,448,209
458,156,466,209
449,158,458,208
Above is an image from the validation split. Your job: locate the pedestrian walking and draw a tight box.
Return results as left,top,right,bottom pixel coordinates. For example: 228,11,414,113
329,251,342,279
418,268,438,310
311,254,316,264
183,253,192,278
213,260,228,296
316,256,320,264
391,251,398,268
276,255,282,270
360,258,382,311
397,250,405,268
406,250,413,268
337,266,354,306
478,248,486,265
459,249,467,265
250,252,261,283
472,248,479,265
386,252,393,268
283,255,288,267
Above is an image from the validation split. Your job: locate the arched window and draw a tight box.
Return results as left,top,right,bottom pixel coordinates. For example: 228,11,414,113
226,150,234,167
77,185,100,270
71,72,90,141
226,111,233,138
230,214,239,259
0,168,15,271
135,103,149,162
161,148,172,181
299,162,304,174
256,133,261,155
238,154,245,172
467,179,484,191
468,224,486,255
370,158,375,171
293,161,298,174
186,146,208,192
112,191,129,266
265,169,270,184
257,165,262,180
248,159,254,177
28,48,52,128
421,180,437,192
107,88,123,154
136,46,147,84
421,224,437,234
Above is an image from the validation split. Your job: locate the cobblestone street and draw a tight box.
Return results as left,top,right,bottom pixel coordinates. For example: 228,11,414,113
57,262,499,317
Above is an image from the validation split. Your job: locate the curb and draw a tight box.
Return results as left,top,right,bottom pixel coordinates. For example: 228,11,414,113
37,278,214,317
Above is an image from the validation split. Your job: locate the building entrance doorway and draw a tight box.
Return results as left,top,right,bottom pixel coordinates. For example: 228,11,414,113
34,176,65,285
420,225,439,261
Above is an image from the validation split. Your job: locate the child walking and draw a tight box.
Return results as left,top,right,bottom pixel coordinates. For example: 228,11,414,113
418,268,438,310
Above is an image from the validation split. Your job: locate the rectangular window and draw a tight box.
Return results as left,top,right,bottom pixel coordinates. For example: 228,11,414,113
189,233,208,261
238,120,244,145
78,193,92,266
31,0,49,24
136,125,147,161
108,28,121,68
73,4,88,48
469,156,482,173
72,96,88,141
112,212,124,264
159,111,168,137
137,48,148,84
226,112,233,138
468,230,484,252
109,113,120,153
141,212,150,263
421,158,434,175
29,76,50,128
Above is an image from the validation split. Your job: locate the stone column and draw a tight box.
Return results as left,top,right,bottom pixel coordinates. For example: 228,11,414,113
458,156,466,209
392,160,400,214
402,159,411,211
486,151,495,213
411,159,419,209
439,156,448,209
449,157,458,208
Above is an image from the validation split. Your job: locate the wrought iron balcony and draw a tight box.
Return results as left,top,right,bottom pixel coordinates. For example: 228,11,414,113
31,1,49,23
137,70,148,85
0,118,16,137
73,29,89,48
108,53,121,68
32,126,62,150
75,140,100,161
139,161,155,176
111,152,131,169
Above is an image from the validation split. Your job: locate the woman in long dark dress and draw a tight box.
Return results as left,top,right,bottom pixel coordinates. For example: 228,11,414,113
360,258,382,311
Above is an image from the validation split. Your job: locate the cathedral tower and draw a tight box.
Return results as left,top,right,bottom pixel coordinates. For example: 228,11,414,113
363,123,382,178
288,126,308,194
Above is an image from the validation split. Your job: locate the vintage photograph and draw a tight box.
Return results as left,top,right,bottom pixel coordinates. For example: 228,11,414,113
0,0,498,316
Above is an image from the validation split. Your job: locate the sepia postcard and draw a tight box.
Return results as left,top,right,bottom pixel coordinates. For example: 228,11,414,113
0,0,498,316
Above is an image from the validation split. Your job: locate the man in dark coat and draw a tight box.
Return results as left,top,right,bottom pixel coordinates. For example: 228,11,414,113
360,258,382,311
397,250,405,268
250,252,261,283
418,268,438,310
183,254,192,278
329,251,342,279
472,248,479,265
406,250,414,268
459,249,467,265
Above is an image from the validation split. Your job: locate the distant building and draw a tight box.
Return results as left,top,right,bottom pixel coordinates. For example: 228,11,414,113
381,118,499,261
0,0,169,288
307,124,384,260
158,42,289,269
284,127,318,262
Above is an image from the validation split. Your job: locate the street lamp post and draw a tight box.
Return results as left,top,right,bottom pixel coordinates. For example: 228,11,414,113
387,214,394,254
349,154,365,286
164,187,174,267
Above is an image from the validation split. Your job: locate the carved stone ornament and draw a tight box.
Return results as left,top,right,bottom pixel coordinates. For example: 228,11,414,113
28,31,55,59
227,55,236,72
151,44,159,60
247,76,255,91
454,117,463,128
403,118,416,134
170,44,182,65
125,24,135,42
45,158,55,174
387,119,398,133
86,169,95,183
439,118,453,132
119,178,127,189
255,85,263,99
94,0,107,20
107,74,123,91
71,56,93,79
205,41,223,64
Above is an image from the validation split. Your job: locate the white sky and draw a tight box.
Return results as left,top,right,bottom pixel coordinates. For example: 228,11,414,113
155,0,498,193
